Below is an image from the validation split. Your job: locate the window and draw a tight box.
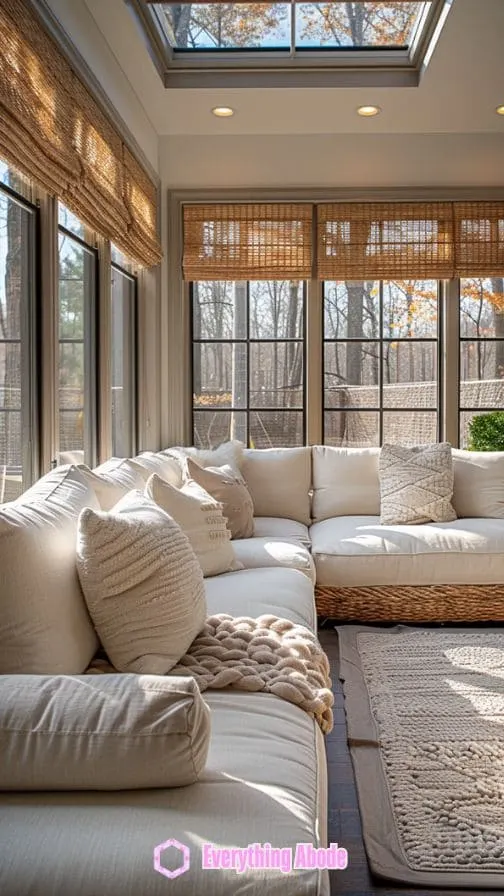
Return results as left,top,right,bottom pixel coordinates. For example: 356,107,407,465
58,205,98,464
0,166,37,500
192,280,305,447
111,251,138,457
459,276,504,447
324,279,440,446
134,0,450,87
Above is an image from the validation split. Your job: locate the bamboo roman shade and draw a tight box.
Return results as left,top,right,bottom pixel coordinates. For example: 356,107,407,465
317,202,455,280
0,0,162,267
454,202,504,277
183,204,313,280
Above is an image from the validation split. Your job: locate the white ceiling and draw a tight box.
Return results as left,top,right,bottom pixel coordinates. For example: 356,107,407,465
80,0,504,137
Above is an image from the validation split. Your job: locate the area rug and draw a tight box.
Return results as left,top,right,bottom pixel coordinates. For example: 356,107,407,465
337,624,504,888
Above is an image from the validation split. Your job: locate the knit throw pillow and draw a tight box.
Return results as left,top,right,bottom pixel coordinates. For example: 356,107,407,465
76,490,206,674
185,457,254,539
379,442,457,525
145,473,242,577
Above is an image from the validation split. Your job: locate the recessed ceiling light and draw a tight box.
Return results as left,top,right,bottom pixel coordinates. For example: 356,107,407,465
357,105,381,117
496,105,504,116
212,106,235,118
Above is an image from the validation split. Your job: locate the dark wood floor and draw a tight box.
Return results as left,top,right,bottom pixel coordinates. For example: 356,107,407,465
319,626,496,896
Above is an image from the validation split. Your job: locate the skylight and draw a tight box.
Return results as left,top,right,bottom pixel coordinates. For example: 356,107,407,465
131,0,452,88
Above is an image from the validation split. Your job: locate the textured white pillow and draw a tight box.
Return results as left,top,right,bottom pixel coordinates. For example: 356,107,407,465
452,449,504,518
145,473,241,576
241,447,312,525
78,459,147,510
76,491,206,674
379,442,457,526
0,674,210,790
311,446,381,520
0,466,99,674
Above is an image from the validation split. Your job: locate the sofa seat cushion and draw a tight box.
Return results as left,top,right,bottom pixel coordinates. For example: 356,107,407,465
253,516,311,546
232,536,315,584
204,567,317,632
311,515,504,587
0,692,328,896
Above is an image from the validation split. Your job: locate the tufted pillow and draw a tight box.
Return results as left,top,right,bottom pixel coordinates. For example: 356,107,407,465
379,442,457,526
185,457,254,539
145,473,242,576
76,490,206,674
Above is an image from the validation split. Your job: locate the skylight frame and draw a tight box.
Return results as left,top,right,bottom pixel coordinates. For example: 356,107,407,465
127,0,452,89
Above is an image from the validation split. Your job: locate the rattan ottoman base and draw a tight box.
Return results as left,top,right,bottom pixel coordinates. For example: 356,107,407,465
315,583,504,622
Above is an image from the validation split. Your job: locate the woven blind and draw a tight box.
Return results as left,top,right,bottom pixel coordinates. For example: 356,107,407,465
317,202,454,281
0,0,161,267
183,204,313,281
454,202,504,277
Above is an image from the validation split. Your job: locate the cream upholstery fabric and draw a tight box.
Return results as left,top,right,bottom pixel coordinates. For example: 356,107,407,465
0,674,210,790
311,446,381,521
379,442,456,525
0,466,99,674
164,439,244,474
130,452,183,488
76,491,206,674
452,449,504,518
204,567,317,631
232,536,315,583
253,516,311,545
0,691,328,896
311,515,504,587
186,458,254,539
242,447,311,525
145,473,240,576
78,459,147,510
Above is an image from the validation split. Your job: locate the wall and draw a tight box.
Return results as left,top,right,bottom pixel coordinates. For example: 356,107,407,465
160,133,504,190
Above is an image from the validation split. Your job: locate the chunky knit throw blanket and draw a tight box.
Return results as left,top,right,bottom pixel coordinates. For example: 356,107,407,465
87,614,334,734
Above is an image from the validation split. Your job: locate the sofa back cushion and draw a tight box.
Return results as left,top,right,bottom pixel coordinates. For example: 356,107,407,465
241,447,312,525
130,452,183,488
312,446,380,521
0,466,100,674
76,490,206,674
0,673,210,790
452,449,504,518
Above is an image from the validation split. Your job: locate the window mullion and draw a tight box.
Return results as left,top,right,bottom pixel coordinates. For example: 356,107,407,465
37,192,59,473
443,278,460,447
97,238,112,463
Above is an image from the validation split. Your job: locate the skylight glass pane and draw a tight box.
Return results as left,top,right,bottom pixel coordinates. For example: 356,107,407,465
156,1,429,51
297,2,428,49
160,4,290,50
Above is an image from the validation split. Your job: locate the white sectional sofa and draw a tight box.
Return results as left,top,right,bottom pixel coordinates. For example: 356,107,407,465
0,455,329,896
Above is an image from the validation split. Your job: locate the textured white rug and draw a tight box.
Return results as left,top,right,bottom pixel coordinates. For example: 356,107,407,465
337,625,504,888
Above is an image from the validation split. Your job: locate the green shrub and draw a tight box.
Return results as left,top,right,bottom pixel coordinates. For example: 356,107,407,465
467,411,504,451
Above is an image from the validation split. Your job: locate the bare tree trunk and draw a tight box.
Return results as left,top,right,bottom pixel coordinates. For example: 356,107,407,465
192,282,201,396
346,283,364,385
491,277,504,377
231,282,247,442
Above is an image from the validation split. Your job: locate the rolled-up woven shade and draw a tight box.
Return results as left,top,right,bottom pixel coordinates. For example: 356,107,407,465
317,202,454,280
454,202,504,277
0,0,162,268
183,204,313,280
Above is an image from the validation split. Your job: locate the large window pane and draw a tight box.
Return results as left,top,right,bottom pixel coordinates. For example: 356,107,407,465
383,411,438,446
111,266,137,457
323,280,439,446
0,182,36,500
58,218,96,462
459,276,504,444
192,280,305,447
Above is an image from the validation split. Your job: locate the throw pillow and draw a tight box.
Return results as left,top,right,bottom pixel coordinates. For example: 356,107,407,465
76,490,206,674
0,465,100,674
130,452,183,488
145,473,242,577
0,674,210,790
185,457,254,539
78,459,147,510
164,439,244,474
379,442,457,525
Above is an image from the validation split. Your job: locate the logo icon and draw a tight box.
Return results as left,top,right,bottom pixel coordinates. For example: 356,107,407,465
153,838,191,880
